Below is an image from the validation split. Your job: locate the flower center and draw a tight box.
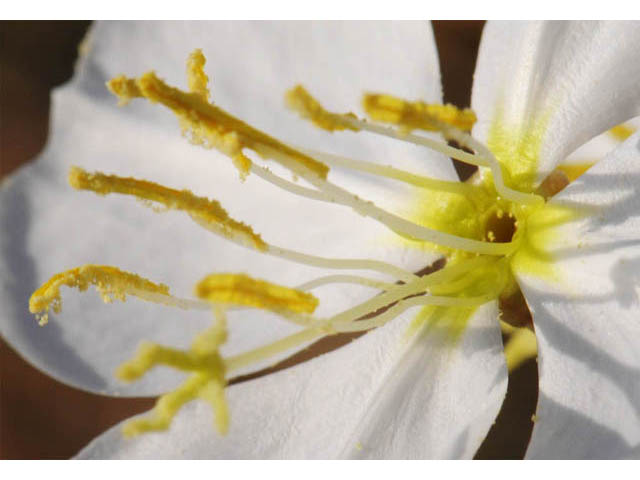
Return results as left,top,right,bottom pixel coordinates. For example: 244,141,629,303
485,209,517,243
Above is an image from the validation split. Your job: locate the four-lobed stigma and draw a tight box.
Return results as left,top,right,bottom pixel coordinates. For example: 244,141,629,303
31,48,595,437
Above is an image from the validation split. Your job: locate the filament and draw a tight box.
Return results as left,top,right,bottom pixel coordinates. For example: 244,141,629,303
301,148,479,196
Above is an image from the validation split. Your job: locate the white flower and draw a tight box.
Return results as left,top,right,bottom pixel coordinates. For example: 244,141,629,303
1,21,639,459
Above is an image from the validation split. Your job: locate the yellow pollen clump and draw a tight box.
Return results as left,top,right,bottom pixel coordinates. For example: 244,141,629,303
69,166,267,252
362,93,477,133
285,85,359,132
107,60,329,181
186,48,210,101
195,273,319,315
29,265,169,326
106,75,140,106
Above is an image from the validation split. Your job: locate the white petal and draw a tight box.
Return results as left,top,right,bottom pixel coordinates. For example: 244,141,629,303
0,21,453,396
473,21,640,187
514,133,640,458
76,302,507,459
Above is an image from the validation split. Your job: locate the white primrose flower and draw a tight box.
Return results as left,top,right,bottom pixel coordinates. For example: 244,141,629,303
0,21,639,459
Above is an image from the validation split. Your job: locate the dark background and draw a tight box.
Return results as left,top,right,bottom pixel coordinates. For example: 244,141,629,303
0,20,537,459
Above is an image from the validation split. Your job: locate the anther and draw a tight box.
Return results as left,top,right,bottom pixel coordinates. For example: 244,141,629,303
195,273,319,315
69,166,267,251
29,265,170,325
362,93,477,133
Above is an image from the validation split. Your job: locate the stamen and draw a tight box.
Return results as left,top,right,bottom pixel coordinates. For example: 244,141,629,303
295,175,517,255
109,57,518,256
71,166,419,282
69,166,267,252
225,327,325,373
285,85,359,132
297,274,395,292
445,129,544,207
225,260,504,371
362,93,477,133
246,150,514,255
264,245,419,283
301,148,479,196
249,162,332,202
30,265,171,326
362,92,543,206
31,46,570,442
289,86,543,207
334,293,494,333
363,98,543,206
107,71,329,181
330,257,505,337
120,307,229,436
194,273,319,315
286,85,483,166
327,257,495,327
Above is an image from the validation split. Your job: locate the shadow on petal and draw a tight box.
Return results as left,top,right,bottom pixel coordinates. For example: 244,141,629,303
538,303,640,420
0,171,107,390
527,392,640,459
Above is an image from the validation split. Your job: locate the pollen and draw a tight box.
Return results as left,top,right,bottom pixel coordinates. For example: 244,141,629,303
69,166,267,251
285,85,359,132
29,265,169,326
186,48,210,101
107,56,329,181
195,273,319,315
362,93,477,133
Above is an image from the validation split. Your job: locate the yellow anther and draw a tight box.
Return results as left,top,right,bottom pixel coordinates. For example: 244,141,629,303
186,48,210,101
362,93,477,133
285,85,359,132
120,310,229,436
107,54,329,181
69,166,267,251
29,265,169,326
609,123,635,142
106,75,142,106
195,273,319,314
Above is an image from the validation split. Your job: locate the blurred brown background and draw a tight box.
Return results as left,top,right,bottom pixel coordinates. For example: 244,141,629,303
0,20,536,459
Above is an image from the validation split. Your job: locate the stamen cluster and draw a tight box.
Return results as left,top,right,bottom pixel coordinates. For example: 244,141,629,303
30,49,545,436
